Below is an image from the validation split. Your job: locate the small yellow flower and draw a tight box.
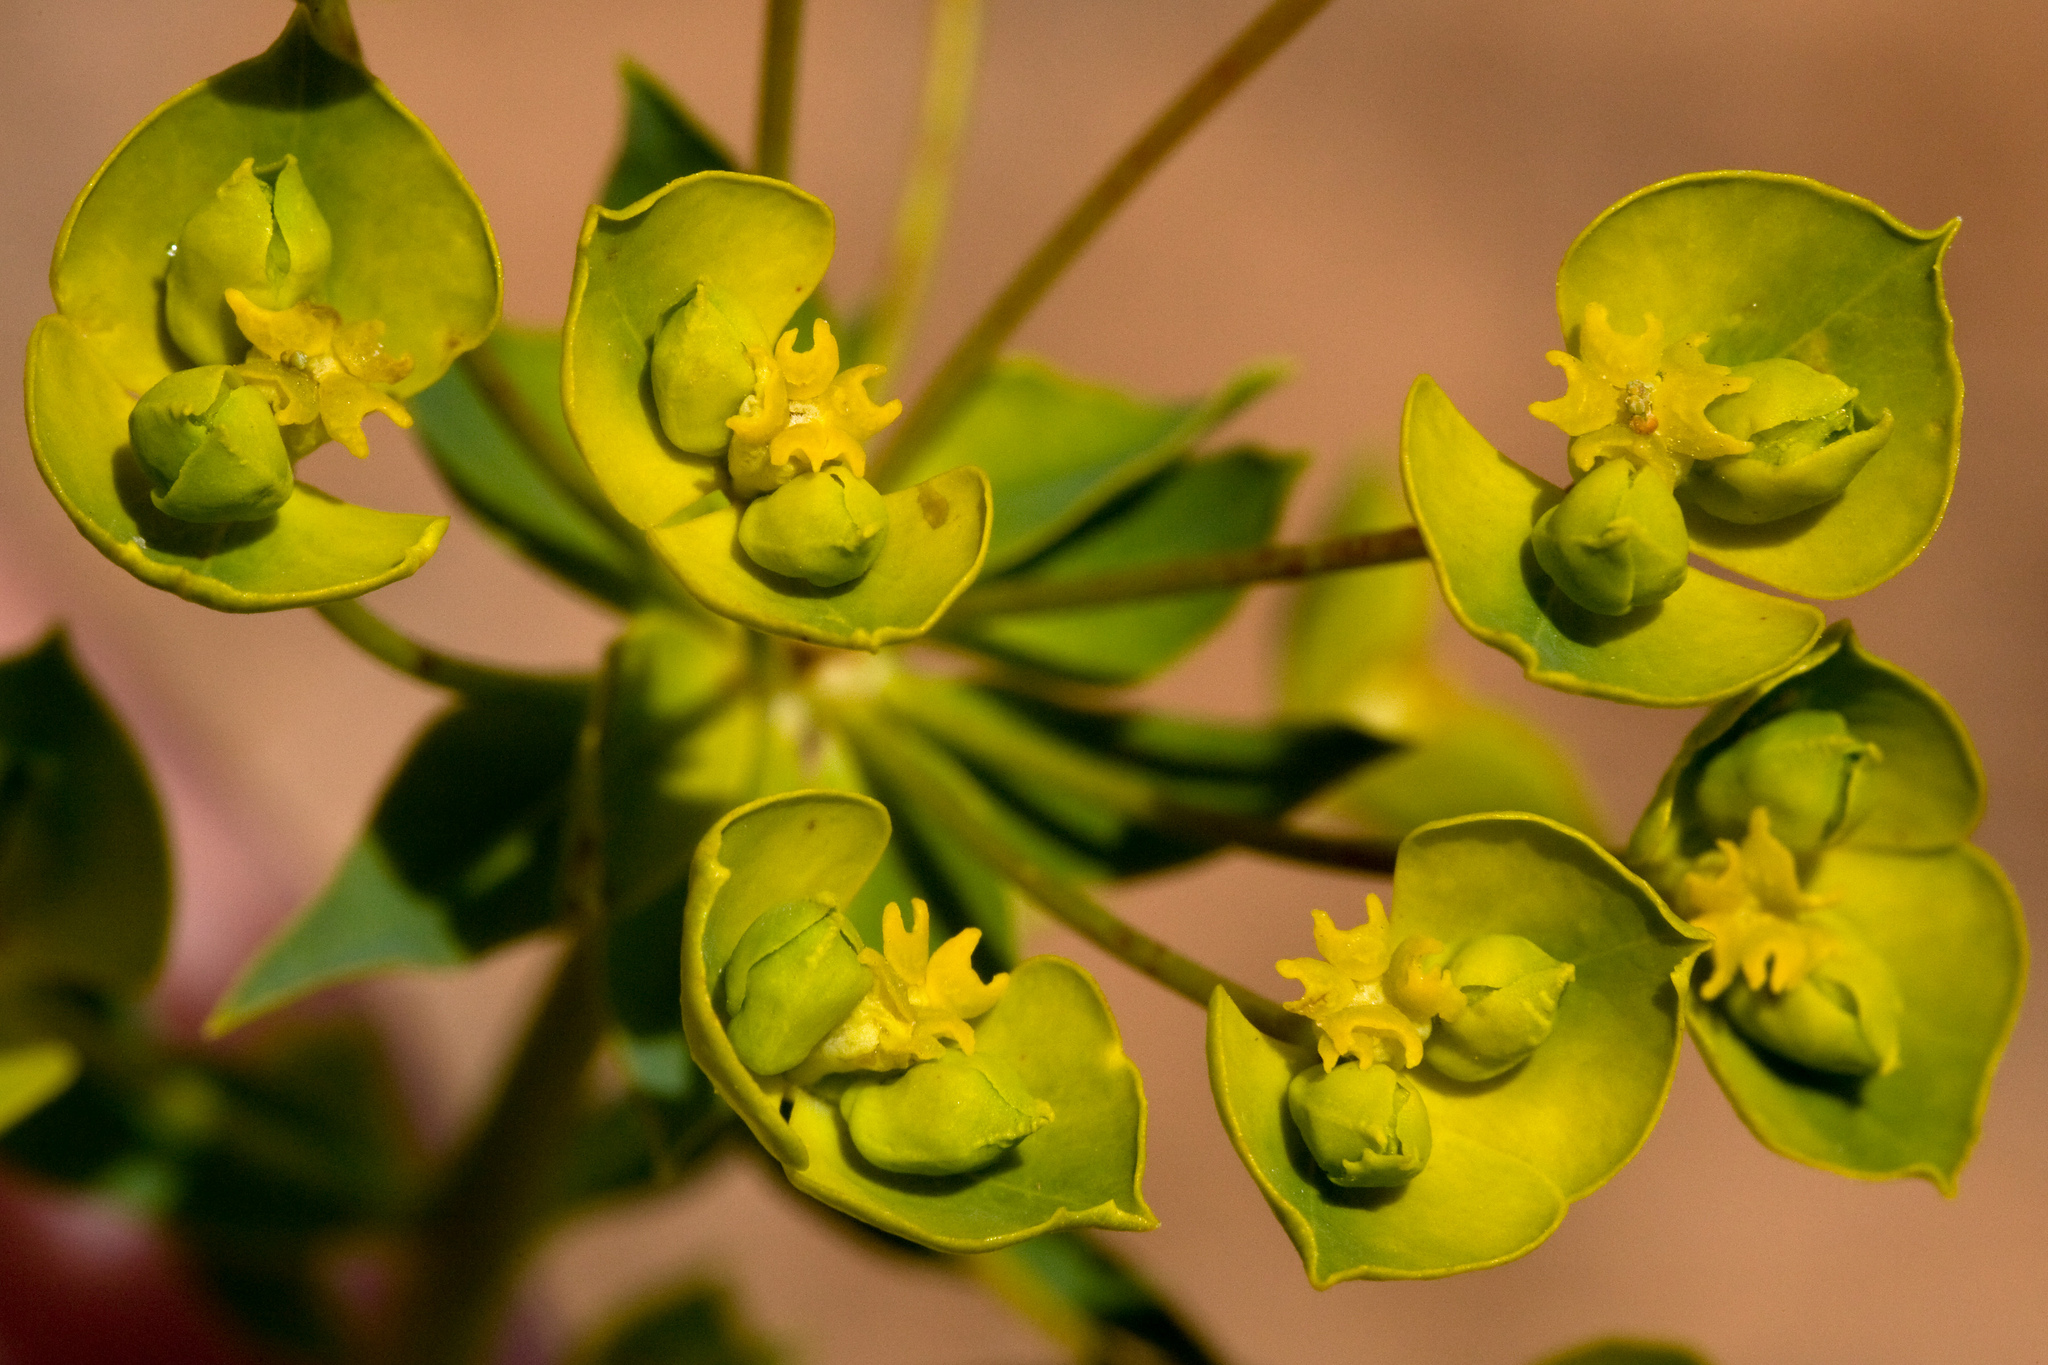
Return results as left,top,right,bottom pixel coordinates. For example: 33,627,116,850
225,289,414,459
798,899,1007,1077
1277,898,1464,1071
1681,807,1841,1001
1530,303,1751,482
727,318,901,497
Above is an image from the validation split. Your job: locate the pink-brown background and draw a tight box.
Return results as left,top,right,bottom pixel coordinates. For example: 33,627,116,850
1,2,2042,1361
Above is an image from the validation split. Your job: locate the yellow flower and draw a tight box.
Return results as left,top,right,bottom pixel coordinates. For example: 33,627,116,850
726,318,901,497
1277,898,1464,1071
1530,303,1751,482
1680,807,1841,1001
225,289,414,460
796,898,1007,1078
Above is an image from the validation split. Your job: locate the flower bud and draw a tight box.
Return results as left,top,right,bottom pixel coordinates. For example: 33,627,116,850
1284,1059,1431,1188
1529,456,1689,617
166,157,332,366
650,281,766,453
736,468,890,587
1422,935,1575,1082
1718,914,1902,1077
1690,359,1891,523
722,899,872,1077
127,365,293,523
1693,710,1880,856
839,1048,1054,1176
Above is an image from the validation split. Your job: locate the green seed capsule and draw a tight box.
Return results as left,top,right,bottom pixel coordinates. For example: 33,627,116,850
839,1049,1053,1177
736,468,890,587
1689,359,1891,523
1285,1059,1431,1188
1423,935,1575,1082
128,365,293,523
722,899,871,1077
165,156,332,367
1719,914,1902,1077
650,281,766,453
1694,710,1880,856
1529,456,1689,617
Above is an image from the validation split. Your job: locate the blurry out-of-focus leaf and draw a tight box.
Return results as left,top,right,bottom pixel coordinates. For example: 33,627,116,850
1532,1339,1711,1365
209,678,591,1034
0,631,169,997
570,1281,780,1365
601,62,738,212
0,1043,79,1136
941,449,1300,684
967,1231,1228,1365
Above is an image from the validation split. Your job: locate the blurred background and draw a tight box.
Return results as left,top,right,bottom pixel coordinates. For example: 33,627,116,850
1,1,2042,1361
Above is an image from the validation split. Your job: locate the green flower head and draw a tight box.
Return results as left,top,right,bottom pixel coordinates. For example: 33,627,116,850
1630,624,2023,1190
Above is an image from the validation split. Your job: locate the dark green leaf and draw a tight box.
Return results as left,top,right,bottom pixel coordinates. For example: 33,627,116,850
940,448,1301,684
209,678,590,1033
601,62,738,212
0,631,169,997
411,326,651,609
570,1281,779,1365
972,1232,1229,1365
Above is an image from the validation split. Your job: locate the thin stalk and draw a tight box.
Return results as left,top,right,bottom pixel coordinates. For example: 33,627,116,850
755,0,806,180
945,524,1426,622
837,708,1307,1044
387,671,615,1365
878,0,1336,473
316,600,589,695
865,0,983,380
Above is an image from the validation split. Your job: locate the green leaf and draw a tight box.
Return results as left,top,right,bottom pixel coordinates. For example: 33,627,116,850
970,1232,1228,1365
681,792,1153,1250
0,1043,80,1136
570,1282,779,1365
882,673,1386,882
601,62,738,212
1283,471,1604,839
410,326,650,609
1207,815,1702,1283
0,631,169,996
1532,1340,1711,1365
1402,376,1824,706
888,356,1286,573
649,466,991,650
27,317,448,612
564,172,833,529
208,678,589,1033
1558,173,1959,599
942,448,1301,684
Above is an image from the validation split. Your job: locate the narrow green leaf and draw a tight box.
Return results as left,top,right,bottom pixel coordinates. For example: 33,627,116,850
0,631,169,996
570,1281,779,1365
942,448,1301,684
971,1232,1229,1365
601,62,739,212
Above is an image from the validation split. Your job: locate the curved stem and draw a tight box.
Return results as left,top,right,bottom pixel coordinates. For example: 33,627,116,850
388,670,615,1365
877,0,1336,473
755,0,806,180
865,0,983,380
316,600,589,695
945,524,1426,622
837,707,1307,1044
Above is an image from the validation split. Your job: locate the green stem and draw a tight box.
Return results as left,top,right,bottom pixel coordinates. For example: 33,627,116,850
877,0,1336,473
388,671,615,1365
837,708,1307,1043
945,524,1426,622
755,0,806,180
864,0,983,380
316,600,589,695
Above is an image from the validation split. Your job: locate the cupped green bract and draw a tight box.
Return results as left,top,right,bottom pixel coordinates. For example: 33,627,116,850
1628,623,2024,1190
1206,814,1703,1284
1401,377,1824,706
26,4,499,609
563,172,832,529
1559,173,1959,599
681,791,1154,1250
650,466,991,651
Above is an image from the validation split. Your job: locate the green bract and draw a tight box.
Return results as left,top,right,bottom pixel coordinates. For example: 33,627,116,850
1207,814,1702,1285
564,172,990,648
25,2,500,610
681,791,1153,1250
1629,623,2024,1190
1404,172,1958,703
